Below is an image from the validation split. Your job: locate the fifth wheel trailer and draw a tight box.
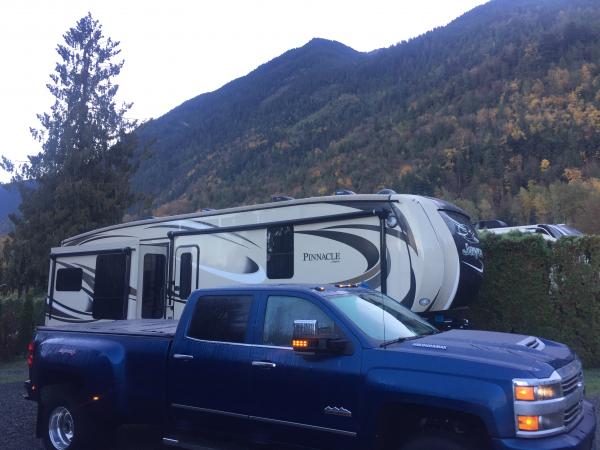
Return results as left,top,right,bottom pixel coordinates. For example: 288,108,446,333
45,193,484,325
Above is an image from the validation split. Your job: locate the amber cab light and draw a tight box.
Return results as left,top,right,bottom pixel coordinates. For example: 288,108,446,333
292,339,309,349
517,415,539,432
514,386,535,401
27,342,35,368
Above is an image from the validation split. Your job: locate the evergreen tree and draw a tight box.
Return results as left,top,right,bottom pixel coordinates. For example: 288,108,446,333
1,13,136,293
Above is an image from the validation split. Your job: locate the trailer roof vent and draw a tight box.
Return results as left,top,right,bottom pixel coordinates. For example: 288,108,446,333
376,188,397,195
272,195,295,202
200,208,215,212
334,190,356,196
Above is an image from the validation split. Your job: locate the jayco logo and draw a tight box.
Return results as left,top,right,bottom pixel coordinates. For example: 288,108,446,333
303,252,341,263
462,244,483,260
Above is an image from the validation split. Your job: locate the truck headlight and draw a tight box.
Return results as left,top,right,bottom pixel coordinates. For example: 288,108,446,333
514,382,562,401
512,359,584,438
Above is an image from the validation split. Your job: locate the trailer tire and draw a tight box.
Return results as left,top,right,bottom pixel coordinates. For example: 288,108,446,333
400,431,477,450
40,387,95,450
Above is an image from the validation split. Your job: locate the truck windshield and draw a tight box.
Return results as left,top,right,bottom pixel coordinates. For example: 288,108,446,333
326,291,437,342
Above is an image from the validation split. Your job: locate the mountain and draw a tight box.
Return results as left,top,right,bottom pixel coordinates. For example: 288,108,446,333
132,0,600,222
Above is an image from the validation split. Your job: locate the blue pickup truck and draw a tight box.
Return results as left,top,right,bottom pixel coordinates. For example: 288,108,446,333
25,284,596,450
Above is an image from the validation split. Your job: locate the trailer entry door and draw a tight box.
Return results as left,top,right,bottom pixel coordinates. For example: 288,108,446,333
173,246,199,315
139,244,168,319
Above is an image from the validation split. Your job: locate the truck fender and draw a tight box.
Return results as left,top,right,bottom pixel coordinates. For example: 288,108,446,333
37,336,128,416
362,368,513,440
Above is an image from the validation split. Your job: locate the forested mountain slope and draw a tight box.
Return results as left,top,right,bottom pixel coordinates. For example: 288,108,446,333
130,0,600,230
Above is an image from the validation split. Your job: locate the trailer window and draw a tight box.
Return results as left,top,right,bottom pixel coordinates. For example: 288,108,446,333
188,295,252,343
179,252,192,299
56,268,83,291
92,253,128,320
142,254,166,319
267,225,294,279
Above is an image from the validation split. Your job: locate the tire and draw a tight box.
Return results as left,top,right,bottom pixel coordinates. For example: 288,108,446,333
40,387,95,450
400,431,477,450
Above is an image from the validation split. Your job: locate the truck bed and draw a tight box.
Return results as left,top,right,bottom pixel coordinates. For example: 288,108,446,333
38,319,178,337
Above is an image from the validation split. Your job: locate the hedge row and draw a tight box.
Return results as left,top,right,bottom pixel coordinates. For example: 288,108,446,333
468,233,600,367
0,295,45,362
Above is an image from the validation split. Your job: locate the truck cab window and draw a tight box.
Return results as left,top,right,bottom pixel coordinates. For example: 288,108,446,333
263,295,334,347
267,225,294,279
56,268,83,291
92,253,128,320
188,295,252,343
179,252,192,299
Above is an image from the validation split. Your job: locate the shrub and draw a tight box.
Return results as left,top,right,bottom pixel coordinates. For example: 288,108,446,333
0,293,45,361
469,233,600,367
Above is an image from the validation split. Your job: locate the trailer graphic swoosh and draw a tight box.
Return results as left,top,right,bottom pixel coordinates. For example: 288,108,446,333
296,230,379,271
198,264,266,284
399,267,417,308
150,223,251,249
461,260,484,274
77,234,134,245
323,223,418,256
192,220,260,248
49,298,93,317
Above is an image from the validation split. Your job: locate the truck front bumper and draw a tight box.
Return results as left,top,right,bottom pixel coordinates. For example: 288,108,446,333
492,400,596,450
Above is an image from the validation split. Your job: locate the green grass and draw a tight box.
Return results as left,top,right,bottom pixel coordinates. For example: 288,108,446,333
0,358,28,384
584,368,600,396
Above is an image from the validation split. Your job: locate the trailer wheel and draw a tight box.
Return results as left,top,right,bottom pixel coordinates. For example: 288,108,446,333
400,430,477,450
41,388,93,450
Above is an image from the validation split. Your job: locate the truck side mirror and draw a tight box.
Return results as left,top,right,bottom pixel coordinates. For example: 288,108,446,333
292,320,348,355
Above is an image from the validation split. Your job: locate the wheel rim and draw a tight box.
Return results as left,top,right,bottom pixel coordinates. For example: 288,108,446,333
48,406,74,450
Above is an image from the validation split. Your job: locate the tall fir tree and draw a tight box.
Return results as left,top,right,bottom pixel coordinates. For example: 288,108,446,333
1,13,136,293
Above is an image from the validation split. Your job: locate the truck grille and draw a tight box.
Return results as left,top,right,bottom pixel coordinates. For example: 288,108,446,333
561,371,583,396
561,368,584,428
564,400,583,427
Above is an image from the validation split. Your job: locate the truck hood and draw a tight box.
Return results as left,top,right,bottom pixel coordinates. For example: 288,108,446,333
386,329,574,379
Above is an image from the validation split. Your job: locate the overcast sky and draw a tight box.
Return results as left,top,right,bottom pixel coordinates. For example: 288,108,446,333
0,0,488,183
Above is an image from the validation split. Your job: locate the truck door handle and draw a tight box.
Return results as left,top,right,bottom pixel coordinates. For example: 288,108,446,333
173,354,194,360
252,361,276,368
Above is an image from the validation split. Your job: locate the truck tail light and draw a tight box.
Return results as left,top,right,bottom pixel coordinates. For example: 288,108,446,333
27,341,35,368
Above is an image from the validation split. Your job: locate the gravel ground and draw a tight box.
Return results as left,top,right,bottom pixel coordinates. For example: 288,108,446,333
0,381,42,450
1,374,598,450
0,359,248,450
0,381,168,450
